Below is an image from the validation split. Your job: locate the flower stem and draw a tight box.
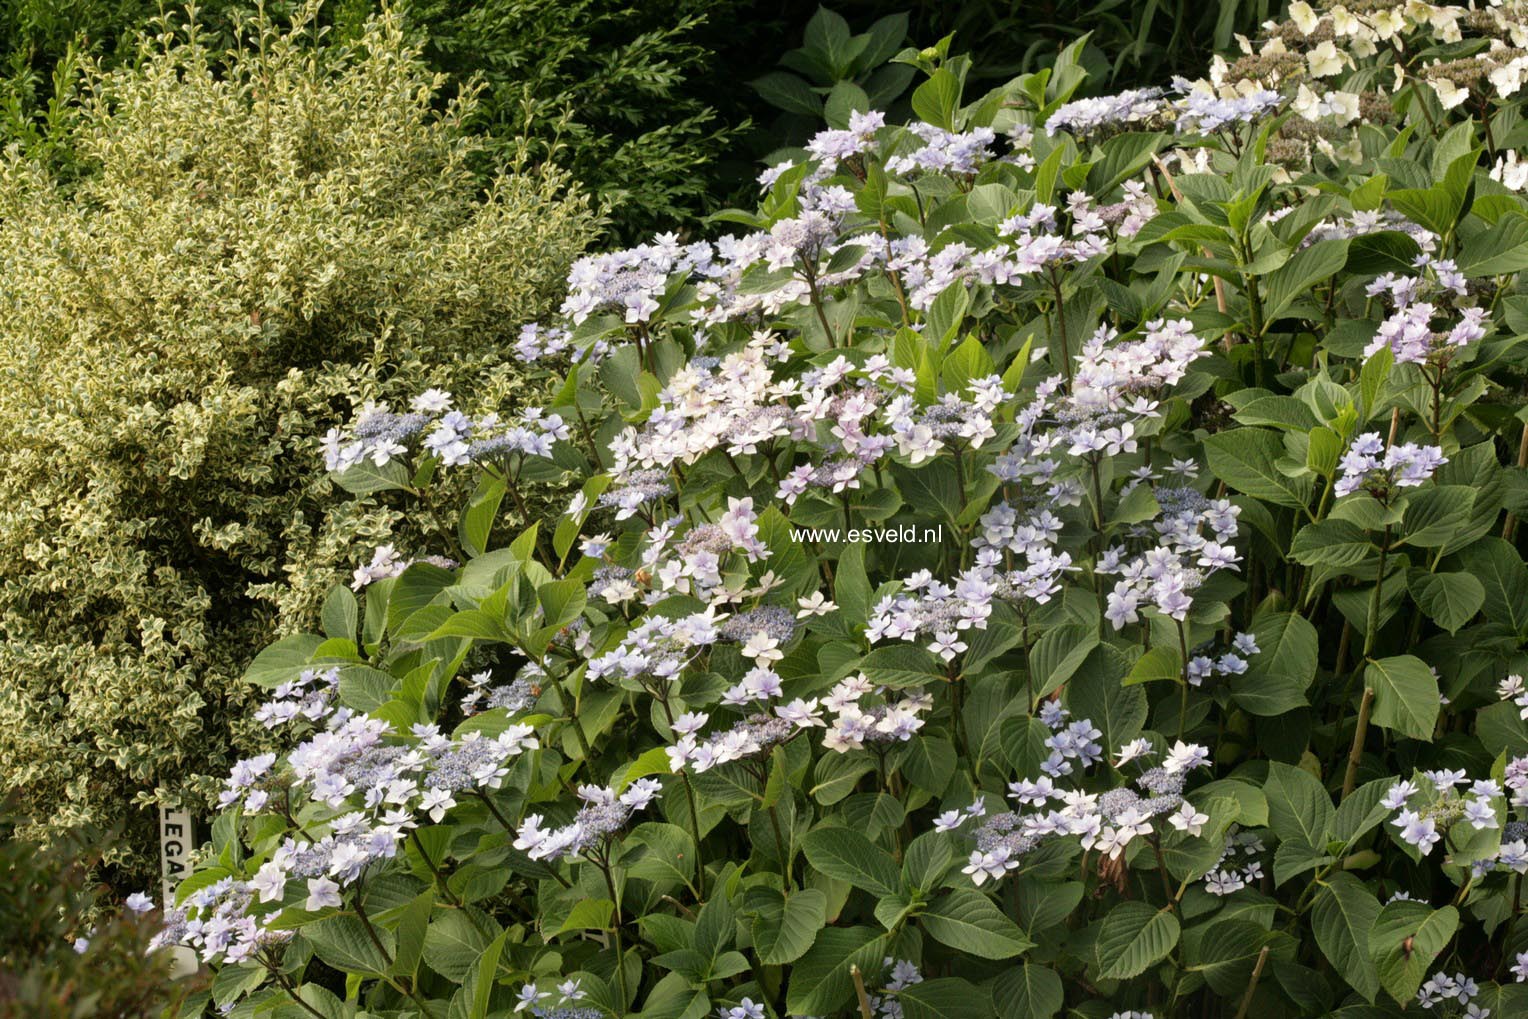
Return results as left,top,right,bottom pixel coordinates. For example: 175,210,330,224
1342,686,1375,799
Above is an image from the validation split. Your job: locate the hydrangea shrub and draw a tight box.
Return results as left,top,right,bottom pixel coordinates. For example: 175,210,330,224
0,4,594,876
157,4,1528,1018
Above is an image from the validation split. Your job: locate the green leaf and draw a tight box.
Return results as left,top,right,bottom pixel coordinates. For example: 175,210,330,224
941,334,997,395
332,457,411,495
1291,519,1374,566
388,562,457,635
459,475,506,558
1332,777,1396,845
243,633,323,688
902,831,953,893
304,915,393,976
1359,346,1393,422
992,964,1064,1019
1001,716,1053,780
553,475,611,563
1096,902,1180,980
1457,211,1528,276
1065,646,1145,749
556,899,615,935
785,927,885,1015
859,644,945,688
1459,538,1528,634
746,887,825,965
336,665,399,713
911,66,961,130
1398,485,1475,548
321,585,358,642
1124,646,1182,685
389,890,433,980
1313,873,1382,1002
422,910,495,982
624,822,696,888
1184,919,1277,996
1263,239,1350,323
1230,612,1317,716
1203,428,1313,510
1264,761,1333,850
470,930,507,1019
1029,624,1099,700
1368,901,1458,1005
898,978,992,1019
751,71,821,116
835,541,872,627
1408,570,1485,634
1365,655,1439,741
801,827,900,898
1086,131,1168,195
920,889,1033,959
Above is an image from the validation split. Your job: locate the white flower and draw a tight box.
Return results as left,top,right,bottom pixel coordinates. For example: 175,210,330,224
1114,738,1153,768
929,631,967,662
1169,802,1209,837
933,810,964,832
514,985,549,1012
124,892,155,913
741,632,782,663
420,788,456,822
1307,40,1345,78
1492,152,1528,192
1162,740,1210,774
411,388,453,413
1490,57,1527,98
251,861,288,904
796,592,836,618
305,877,343,911
1289,1,1319,34
1429,77,1469,110
776,698,825,728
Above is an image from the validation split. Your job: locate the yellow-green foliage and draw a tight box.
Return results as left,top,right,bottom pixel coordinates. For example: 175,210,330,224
0,4,594,875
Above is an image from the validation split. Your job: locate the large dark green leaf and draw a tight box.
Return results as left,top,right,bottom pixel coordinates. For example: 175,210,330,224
919,889,1033,959
1365,655,1439,741
800,827,900,898
1313,873,1382,1002
1096,902,1180,980
1203,428,1314,510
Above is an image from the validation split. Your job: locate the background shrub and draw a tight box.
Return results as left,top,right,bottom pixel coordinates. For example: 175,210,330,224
0,797,195,1018
0,3,594,878
0,0,803,240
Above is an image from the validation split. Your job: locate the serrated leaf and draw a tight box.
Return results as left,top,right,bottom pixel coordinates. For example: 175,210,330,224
897,977,992,1019
747,887,825,965
920,889,1033,959
1230,612,1317,716
1124,646,1182,685
1096,902,1180,980
1368,902,1458,1005
785,927,884,1015
1365,655,1439,741
1291,519,1374,566
1204,428,1314,510
992,964,1063,1019
801,827,900,898
1313,873,1382,1002
1408,570,1485,634
1264,761,1333,850
304,915,393,976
